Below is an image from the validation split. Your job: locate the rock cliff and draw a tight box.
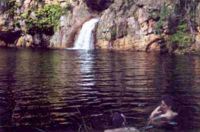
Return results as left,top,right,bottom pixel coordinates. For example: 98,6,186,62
0,0,200,53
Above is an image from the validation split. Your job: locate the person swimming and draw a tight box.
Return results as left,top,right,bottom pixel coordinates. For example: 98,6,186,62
148,95,178,126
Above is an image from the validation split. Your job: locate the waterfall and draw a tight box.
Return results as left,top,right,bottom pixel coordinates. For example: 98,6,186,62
73,18,99,50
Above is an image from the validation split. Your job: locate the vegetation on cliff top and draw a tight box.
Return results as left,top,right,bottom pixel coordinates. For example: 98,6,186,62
152,1,197,52
169,21,193,49
154,3,171,35
21,4,62,34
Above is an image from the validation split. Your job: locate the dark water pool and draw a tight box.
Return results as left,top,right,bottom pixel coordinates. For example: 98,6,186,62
0,48,200,132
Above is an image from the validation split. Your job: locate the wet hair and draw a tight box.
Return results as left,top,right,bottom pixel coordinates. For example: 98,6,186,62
161,95,174,107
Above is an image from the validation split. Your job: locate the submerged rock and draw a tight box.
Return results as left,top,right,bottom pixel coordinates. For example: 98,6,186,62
104,127,140,132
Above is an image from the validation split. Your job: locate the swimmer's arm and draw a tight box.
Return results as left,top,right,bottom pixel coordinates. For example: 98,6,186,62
148,106,162,125
159,112,178,120
148,114,169,126
149,106,162,119
152,114,168,121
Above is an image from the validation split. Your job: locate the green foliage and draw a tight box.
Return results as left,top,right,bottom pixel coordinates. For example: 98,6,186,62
169,21,193,48
22,4,62,33
155,3,170,35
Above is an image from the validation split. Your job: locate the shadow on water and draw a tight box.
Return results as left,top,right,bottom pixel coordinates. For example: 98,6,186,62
0,49,199,131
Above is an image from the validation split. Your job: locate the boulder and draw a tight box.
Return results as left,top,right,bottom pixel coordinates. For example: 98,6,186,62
0,40,6,47
16,34,33,47
104,127,140,132
16,36,25,47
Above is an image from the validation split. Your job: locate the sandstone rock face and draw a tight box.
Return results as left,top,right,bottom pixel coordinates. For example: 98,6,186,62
195,2,200,26
0,0,200,52
194,27,200,51
95,0,176,51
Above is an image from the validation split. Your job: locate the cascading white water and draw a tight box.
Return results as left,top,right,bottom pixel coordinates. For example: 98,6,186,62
73,18,99,50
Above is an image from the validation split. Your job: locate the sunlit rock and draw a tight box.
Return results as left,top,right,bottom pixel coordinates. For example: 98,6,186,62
104,127,140,132
0,40,6,47
193,27,200,51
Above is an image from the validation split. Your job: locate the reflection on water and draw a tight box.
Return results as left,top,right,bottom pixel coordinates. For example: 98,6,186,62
0,49,200,131
78,50,95,87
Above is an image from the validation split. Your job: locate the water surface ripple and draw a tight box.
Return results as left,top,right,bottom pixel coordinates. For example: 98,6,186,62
0,49,200,131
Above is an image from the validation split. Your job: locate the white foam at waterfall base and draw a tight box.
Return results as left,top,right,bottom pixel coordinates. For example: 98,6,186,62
73,18,99,50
